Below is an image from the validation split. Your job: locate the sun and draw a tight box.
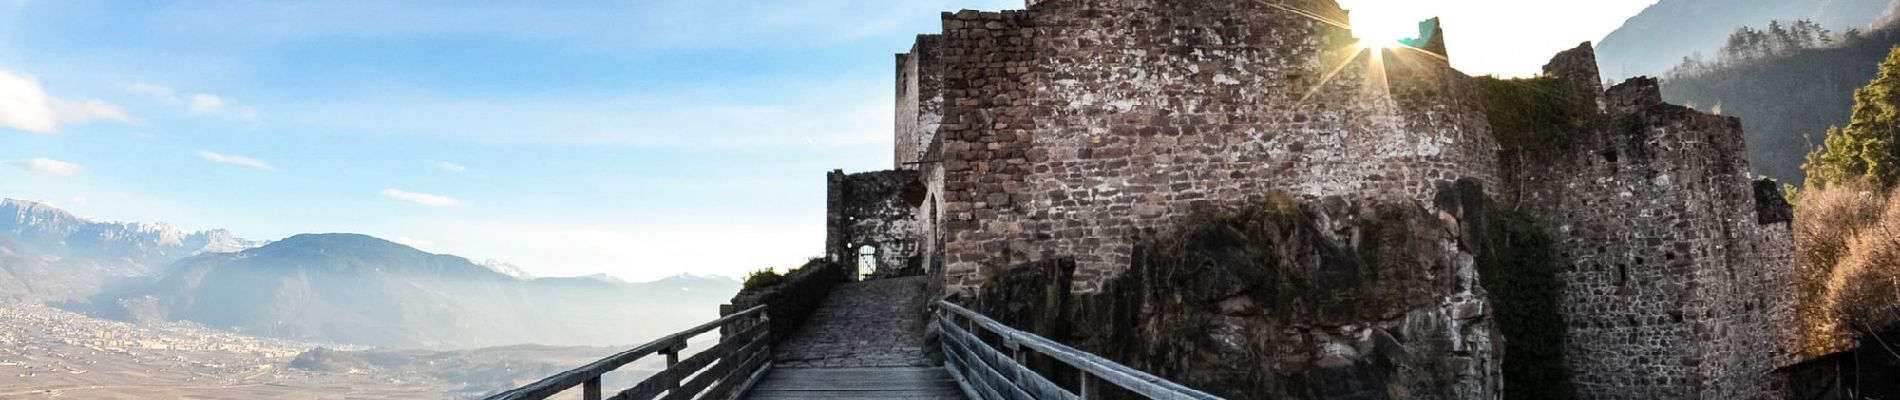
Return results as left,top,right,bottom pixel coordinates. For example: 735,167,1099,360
1345,6,1429,50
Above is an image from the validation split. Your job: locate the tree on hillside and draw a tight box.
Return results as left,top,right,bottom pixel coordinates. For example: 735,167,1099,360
1804,45,1900,188
1671,19,1834,78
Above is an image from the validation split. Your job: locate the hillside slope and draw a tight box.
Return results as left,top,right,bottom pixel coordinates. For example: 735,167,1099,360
1597,0,1891,80
118,233,738,348
1660,23,1900,183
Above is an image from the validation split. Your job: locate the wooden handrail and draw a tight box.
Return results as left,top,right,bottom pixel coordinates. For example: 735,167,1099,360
936,300,1224,400
486,305,769,400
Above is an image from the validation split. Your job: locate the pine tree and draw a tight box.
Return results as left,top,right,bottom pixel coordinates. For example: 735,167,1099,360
1805,46,1900,188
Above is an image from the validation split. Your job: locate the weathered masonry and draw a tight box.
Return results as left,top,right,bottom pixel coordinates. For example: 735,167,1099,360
825,1,1799,399
825,170,923,278
882,0,1500,293
1508,45,1800,400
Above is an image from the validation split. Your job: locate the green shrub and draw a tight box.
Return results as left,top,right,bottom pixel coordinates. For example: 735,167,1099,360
742,268,784,291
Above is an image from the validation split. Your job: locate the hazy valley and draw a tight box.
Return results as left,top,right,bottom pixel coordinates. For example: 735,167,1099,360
0,198,740,398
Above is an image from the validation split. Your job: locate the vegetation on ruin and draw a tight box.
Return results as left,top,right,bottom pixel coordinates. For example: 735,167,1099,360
742,268,785,291
1476,75,1597,153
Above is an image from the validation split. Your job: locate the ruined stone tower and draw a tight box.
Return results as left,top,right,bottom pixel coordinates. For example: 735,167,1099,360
1507,44,1799,400
829,1,1799,399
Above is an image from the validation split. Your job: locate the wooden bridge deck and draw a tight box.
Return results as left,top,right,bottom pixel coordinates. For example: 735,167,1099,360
743,367,963,399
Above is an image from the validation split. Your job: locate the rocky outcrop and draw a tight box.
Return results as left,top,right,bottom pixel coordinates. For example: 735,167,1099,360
971,187,1500,400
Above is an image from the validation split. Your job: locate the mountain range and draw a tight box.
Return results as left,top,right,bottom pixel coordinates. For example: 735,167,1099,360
1596,0,1893,80
0,198,740,349
0,199,262,302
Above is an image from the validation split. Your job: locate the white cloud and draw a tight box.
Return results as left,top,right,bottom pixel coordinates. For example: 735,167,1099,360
380,189,462,207
409,215,816,281
52,99,143,126
16,158,82,176
0,70,56,133
432,161,468,173
128,83,257,120
293,81,893,151
195,151,276,172
188,94,223,114
0,70,139,133
126,83,180,104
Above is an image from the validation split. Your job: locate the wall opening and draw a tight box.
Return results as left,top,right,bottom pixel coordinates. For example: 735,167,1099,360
858,245,878,279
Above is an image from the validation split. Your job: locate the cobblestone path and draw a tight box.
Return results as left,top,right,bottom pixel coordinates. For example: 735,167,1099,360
770,276,934,368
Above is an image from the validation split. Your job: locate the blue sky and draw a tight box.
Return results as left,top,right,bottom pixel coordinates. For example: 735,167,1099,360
0,0,1655,281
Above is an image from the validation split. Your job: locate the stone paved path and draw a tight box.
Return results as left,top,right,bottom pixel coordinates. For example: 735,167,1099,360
744,276,964,399
769,276,934,368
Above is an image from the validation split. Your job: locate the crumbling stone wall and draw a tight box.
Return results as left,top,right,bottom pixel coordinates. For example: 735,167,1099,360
825,170,923,278
895,35,944,170
870,4,1799,400
922,0,1499,294
1504,44,1799,400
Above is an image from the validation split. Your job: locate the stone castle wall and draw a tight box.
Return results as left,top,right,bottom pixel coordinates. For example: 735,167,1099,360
924,0,1499,292
1507,45,1798,399
825,170,922,277
843,3,1801,399
895,35,944,170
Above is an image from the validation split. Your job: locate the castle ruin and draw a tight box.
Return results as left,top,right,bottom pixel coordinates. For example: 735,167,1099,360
824,0,1800,398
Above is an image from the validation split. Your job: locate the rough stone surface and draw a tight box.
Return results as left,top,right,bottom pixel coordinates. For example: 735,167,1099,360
972,194,1499,400
826,170,923,278
824,3,1802,400
771,277,935,368
896,35,945,170
906,0,1499,294
1504,46,1799,400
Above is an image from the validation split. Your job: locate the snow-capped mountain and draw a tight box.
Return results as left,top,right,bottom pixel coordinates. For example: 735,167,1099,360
477,259,536,279
1,199,262,259
0,198,264,301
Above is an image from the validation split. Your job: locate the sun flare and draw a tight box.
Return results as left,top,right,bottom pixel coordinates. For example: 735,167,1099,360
1346,6,1429,50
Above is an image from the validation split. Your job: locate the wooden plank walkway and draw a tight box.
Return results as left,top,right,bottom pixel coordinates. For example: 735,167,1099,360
742,276,968,399
743,367,964,399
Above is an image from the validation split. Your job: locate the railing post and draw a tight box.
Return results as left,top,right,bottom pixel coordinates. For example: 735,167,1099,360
1006,337,1025,365
583,376,602,400
662,339,687,391
1079,374,1092,400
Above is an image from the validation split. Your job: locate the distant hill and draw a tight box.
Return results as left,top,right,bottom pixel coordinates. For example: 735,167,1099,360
0,198,262,302
114,233,739,349
1597,0,1892,80
1660,21,1900,183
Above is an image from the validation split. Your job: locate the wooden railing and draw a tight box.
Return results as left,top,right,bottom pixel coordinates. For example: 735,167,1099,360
936,301,1224,400
484,305,773,400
